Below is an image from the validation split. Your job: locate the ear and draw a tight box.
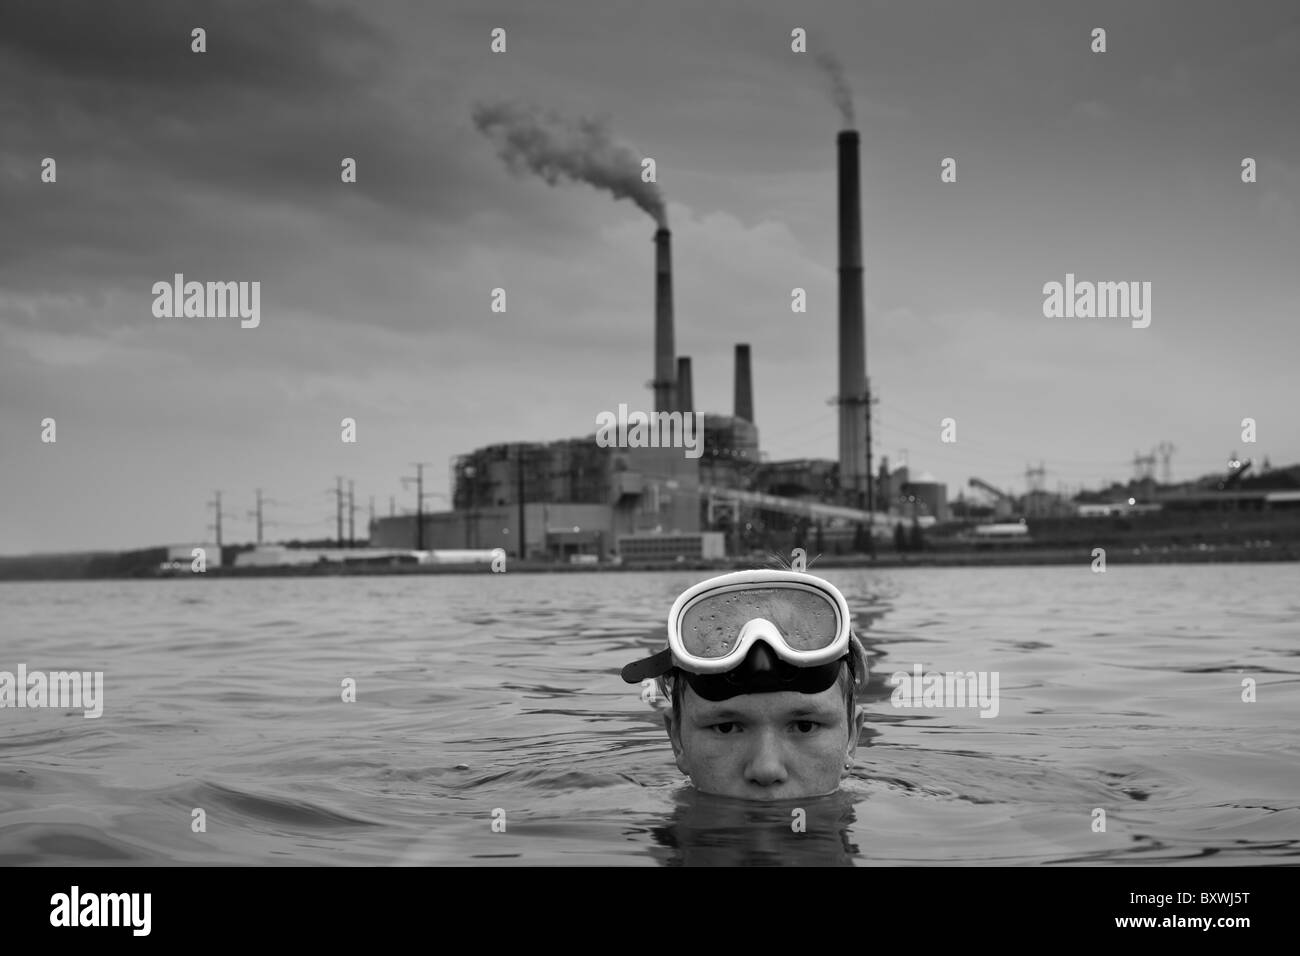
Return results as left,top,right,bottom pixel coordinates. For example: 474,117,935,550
663,711,690,776
844,705,866,770
850,632,870,686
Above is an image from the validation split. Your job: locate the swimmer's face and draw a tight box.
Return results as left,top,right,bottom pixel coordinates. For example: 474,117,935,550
664,681,865,801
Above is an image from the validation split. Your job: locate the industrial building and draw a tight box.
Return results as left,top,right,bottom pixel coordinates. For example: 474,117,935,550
370,125,896,564
364,123,1016,562
364,112,1300,566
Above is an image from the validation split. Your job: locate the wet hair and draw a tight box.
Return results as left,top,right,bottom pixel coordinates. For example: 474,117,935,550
660,656,857,726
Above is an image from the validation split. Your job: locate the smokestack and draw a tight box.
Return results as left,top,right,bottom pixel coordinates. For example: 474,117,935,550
676,357,694,415
734,344,754,424
837,130,867,506
654,228,676,414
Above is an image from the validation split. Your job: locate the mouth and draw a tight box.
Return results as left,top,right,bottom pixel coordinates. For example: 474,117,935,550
741,787,821,803
749,780,845,802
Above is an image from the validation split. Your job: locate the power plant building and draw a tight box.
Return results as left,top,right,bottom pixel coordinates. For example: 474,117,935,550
370,440,701,560
371,126,926,562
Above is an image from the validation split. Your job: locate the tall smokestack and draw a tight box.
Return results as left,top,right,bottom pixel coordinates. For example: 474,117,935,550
734,344,754,424
837,130,867,506
653,228,676,414
676,356,694,415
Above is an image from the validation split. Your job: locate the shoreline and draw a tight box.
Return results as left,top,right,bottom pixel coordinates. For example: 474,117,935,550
2,542,1294,582
184,542,1299,578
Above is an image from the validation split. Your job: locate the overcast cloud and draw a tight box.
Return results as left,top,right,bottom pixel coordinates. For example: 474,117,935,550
1,0,1296,552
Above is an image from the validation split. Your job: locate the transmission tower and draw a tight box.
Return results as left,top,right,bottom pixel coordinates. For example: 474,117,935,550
1155,441,1176,485
1132,449,1157,483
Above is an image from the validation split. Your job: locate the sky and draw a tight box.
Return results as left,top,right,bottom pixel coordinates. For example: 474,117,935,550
1,0,1297,554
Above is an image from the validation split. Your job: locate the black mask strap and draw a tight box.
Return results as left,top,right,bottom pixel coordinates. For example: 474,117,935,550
682,654,850,702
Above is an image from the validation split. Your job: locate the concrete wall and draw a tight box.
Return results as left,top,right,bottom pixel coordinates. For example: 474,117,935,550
372,502,615,558
615,445,700,536
618,531,725,562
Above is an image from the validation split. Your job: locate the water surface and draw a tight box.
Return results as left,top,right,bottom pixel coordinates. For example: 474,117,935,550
1,565,1296,865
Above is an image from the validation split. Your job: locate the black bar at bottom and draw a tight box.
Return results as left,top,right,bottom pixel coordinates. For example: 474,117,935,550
0,865,1287,943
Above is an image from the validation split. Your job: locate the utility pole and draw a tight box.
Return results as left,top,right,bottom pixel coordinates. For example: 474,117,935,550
336,477,345,547
368,495,375,544
417,467,424,551
208,491,224,550
516,448,527,561
388,495,395,518
865,379,877,557
347,479,355,548
864,383,873,515
402,463,435,550
247,488,265,545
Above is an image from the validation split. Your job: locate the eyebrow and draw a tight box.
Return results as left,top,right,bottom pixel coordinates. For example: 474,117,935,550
786,708,839,720
695,709,746,721
694,706,839,721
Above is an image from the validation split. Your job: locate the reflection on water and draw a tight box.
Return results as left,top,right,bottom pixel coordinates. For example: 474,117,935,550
0,565,1297,865
648,790,860,867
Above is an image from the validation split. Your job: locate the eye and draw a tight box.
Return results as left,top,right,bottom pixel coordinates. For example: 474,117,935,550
794,720,820,733
711,722,738,735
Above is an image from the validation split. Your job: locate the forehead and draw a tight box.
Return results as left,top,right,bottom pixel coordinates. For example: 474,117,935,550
682,683,846,722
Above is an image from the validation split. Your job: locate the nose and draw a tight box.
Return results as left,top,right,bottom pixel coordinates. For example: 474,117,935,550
743,639,778,673
736,620,784,666
744,728,789,789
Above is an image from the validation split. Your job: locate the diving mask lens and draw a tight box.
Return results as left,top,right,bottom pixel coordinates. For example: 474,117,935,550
677,585,842,660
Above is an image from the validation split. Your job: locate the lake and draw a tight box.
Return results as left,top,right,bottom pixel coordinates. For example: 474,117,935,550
1,564,1296,865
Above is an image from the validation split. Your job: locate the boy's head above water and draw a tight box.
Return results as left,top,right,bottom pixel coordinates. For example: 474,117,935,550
659,644,865,801
621,569,868,802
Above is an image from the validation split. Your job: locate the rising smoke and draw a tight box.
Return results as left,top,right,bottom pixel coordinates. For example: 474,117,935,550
472,101,667,226
816,53,856,128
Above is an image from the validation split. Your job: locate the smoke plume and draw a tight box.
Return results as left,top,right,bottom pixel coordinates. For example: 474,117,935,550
472,101,666,226
816,53,856,127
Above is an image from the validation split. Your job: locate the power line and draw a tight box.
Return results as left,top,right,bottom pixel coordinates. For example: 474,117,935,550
872,398,1166,468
